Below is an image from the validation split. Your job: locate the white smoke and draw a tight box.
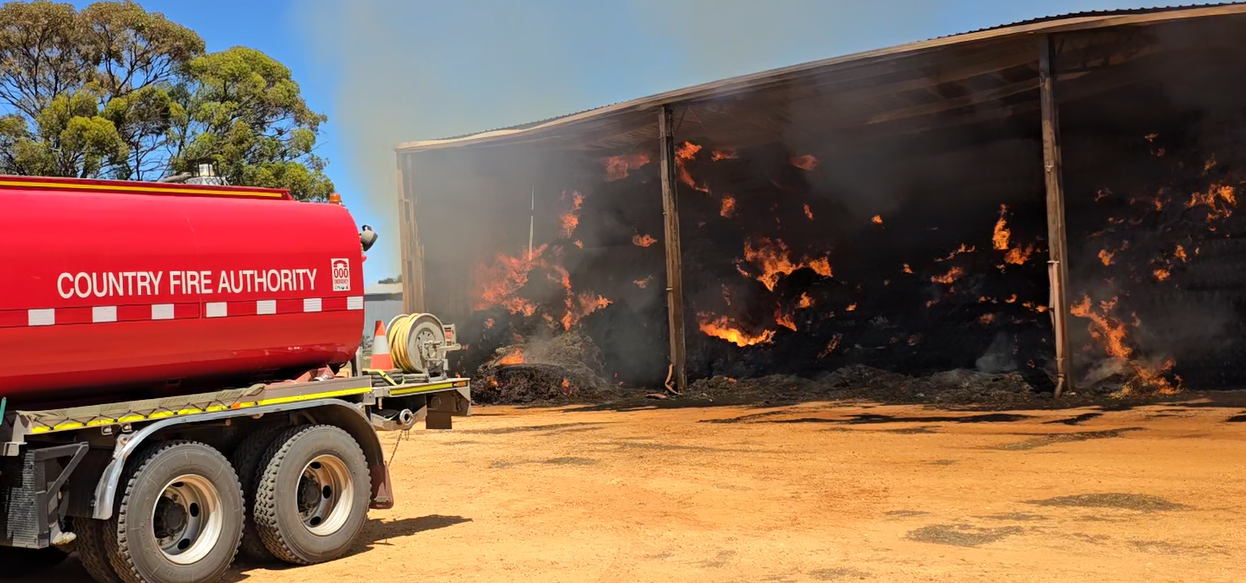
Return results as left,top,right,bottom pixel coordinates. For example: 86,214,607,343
293,0,1147,276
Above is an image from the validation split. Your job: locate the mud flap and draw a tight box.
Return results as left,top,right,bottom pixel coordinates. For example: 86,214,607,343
370,464,394,510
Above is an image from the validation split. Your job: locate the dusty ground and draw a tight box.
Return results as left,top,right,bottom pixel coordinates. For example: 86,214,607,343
30,398,1246,583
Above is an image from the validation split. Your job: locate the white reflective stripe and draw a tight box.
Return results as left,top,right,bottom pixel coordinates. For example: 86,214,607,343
347,296,364,310
205,302,227,318
151,304,174,320
28,309,54,327
256,300,277,315
303,298,322,313
92,306,117,323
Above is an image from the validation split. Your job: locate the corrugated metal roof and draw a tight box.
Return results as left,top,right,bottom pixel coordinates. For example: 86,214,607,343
396,2,1246,153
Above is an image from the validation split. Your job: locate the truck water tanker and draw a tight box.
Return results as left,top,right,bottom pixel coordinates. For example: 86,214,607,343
0,176,366,406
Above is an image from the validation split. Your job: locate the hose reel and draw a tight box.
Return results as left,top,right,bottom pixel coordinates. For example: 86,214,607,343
386,313,461,374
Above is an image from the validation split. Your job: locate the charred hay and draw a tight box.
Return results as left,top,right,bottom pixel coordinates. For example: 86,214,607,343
472,330,618,404
686,365,1040,408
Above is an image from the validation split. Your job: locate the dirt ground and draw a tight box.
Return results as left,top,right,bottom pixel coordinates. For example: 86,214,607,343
30,398,1246,583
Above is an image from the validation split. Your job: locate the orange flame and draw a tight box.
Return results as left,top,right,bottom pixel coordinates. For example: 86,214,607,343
496,348,524,366
871,215,883,225
634,276,653,288
935,243,976,262
790,154,818,171
1174,245,1188,262
797,293,814,309
902,264,913,274
803,204,814,220
574,240,583,249
992,204,1011,251
697,314,776,347
846,303,857,312
1186,184,1237,225
632,231,658,247
979,313,996,324
676,142,711,193
1070,295,1131,359
561,293,612,330
774,308,797,331
473,245,547,316
1099,249,1114,266
1069,294,1180,395
1153,268,1171,282
711,148,737,161
739,238,832,291
1004,244,1036,265
601,152,651,181
676,142,701,161
1005,294,1017,304
932,267,964,285
559,191,584,238
807,257,832,277
818,334,842,358
720,196,737,218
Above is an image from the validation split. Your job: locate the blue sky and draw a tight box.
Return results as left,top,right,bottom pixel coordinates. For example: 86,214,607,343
86,0,1174,282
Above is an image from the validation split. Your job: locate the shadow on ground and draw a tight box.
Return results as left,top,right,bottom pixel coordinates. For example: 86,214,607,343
13,515,473,583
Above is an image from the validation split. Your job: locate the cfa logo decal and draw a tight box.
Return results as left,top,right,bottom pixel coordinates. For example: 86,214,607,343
331,259,351,292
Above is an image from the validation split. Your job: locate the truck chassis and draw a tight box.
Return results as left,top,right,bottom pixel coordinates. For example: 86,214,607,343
0,368,469,582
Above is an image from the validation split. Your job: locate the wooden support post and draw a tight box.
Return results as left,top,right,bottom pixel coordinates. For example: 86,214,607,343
1039,35,1073,397
396,154,426,314
658,106,688,394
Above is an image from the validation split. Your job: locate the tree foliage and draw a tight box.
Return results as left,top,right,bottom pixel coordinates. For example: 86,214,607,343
0,1,332,200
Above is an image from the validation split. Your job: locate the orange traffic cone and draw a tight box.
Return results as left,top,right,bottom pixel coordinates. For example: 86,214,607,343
370,320,393,370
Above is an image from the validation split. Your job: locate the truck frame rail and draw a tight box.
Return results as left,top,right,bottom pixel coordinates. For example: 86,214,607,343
0,370,470,550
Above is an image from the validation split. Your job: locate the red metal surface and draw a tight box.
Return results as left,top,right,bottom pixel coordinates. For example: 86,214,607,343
0,178,364,404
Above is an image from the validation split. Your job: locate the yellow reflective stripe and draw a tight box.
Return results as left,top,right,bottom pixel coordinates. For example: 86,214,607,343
390,382,455,396
0,179,285,198
20,384,375,434
256,387,371,406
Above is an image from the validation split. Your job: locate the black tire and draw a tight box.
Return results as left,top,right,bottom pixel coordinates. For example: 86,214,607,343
74,518,124,583
105,440,243,583
0,546,67,579
229,425,286,561
254,425,371,565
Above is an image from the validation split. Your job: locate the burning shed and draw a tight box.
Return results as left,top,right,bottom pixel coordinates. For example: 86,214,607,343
394,4,1246,399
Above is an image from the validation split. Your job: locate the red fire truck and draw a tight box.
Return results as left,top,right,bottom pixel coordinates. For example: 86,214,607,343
0,173,469,583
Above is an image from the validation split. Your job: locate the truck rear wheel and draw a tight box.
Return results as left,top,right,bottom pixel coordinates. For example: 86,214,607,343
73,518,123,583
229,425,285,561
106,441,243,583
0,546,67,579
253,425,371,565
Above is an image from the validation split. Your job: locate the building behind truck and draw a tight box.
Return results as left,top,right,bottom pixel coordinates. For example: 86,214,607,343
0,173,470,583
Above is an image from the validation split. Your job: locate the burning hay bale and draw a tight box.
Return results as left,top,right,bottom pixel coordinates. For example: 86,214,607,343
1062,115,1246,395
472,330,615,404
